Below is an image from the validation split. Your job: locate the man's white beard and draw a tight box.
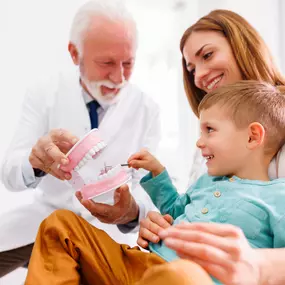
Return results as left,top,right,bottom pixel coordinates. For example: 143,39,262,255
80,76,127,107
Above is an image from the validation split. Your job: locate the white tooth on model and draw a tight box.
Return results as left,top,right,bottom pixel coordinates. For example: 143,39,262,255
74,166,79,171
89,148,96,156
78,161,84,168
85,153,92,160
97,143,103,150
94,146,100,152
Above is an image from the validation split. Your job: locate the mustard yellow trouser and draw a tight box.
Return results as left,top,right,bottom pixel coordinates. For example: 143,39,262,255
25,209,213,285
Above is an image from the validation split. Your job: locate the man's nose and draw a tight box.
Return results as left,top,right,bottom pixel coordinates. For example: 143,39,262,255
109,64,125,85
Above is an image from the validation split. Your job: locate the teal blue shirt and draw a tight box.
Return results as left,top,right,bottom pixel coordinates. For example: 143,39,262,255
140,171,285,283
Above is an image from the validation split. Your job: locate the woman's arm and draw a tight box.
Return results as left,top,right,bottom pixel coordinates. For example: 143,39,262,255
159,222,285,285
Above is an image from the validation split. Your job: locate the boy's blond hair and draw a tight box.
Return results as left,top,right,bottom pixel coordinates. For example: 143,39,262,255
198,80,285,156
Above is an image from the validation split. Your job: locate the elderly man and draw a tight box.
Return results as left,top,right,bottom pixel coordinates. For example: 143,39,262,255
0,0,160,277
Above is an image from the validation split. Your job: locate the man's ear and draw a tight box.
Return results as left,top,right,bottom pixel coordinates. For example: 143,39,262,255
247,122,265,150
68,42,80,65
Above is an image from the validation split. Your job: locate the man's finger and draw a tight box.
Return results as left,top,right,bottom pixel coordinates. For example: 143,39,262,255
49,162,71,180
50,129,79,146
116,184,131,207
75,191,83,201
29,153,45,170
81,199,115,217
30,145,54,169
44,142,69,165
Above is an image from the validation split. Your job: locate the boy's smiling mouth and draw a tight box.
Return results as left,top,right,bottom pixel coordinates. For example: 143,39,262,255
203,154,215,161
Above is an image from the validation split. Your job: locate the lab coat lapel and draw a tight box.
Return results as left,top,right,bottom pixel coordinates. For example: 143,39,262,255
98,87,132,145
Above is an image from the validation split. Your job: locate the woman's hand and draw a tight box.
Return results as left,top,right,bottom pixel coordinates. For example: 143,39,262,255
137,211,173,248
128,149,164,177
159,222,266,285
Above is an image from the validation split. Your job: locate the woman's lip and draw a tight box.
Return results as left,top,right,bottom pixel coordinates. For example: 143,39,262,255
204,74,224,91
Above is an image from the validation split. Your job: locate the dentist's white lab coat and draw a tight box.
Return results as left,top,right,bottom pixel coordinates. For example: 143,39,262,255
0,70,160,251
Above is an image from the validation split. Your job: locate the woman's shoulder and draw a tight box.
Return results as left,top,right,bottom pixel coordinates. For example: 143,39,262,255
269,144,285,179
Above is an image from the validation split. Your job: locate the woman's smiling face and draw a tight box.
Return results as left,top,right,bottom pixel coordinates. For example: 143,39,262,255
183,30,243,93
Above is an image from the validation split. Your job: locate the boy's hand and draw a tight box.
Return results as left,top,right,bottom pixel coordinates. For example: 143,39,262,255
137,211,173,248
128,149,165,177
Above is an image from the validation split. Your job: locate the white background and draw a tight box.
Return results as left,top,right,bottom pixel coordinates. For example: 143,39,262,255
0,0,284,283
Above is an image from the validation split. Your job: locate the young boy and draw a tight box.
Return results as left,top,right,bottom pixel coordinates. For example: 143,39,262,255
25,81,285,285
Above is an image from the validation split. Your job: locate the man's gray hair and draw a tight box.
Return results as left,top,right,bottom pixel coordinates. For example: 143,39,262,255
69,0,137,53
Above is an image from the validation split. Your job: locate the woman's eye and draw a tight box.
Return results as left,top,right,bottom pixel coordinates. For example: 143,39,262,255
203,52,213,60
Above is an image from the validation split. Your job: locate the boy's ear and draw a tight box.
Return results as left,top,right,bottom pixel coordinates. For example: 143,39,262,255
247,122,265,150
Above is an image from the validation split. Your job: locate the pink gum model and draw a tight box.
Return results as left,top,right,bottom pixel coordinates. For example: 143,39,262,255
61,129,106,173
80,165,131,200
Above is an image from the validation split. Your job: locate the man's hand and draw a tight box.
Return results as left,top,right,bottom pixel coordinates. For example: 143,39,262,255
75,184,139,224
29,128,79,180
128,149,164,177
159,222,266,285
138,211,173,248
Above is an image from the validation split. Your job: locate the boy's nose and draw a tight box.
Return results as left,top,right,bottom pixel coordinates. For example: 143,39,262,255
196,137,205,149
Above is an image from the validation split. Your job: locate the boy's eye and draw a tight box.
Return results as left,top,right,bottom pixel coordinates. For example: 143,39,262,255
207,126,214,133
203,52,213,60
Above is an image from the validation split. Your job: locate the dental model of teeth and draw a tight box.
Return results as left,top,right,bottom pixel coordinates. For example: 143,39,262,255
61,128,131,205
80,164,131,205
61,129,106,173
